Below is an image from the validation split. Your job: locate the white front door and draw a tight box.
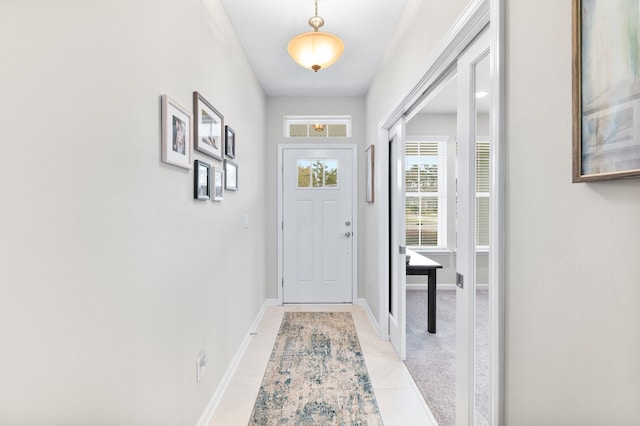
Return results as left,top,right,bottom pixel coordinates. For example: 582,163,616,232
388,121,407,359
280,146,356,304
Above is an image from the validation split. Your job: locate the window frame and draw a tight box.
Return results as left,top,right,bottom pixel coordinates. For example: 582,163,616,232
405,136,448,250
284,115,352,138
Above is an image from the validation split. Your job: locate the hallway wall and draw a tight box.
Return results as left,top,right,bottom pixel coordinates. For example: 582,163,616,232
504,0,640,422
0,0,267,424
365,0,640,423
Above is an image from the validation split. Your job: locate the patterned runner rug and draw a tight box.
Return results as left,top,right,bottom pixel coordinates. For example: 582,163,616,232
249,312,383,425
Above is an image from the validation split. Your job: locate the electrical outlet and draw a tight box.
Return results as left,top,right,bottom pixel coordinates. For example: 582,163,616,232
196,352,207,383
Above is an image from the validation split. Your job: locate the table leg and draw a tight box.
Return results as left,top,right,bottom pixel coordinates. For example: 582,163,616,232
428,270,436,333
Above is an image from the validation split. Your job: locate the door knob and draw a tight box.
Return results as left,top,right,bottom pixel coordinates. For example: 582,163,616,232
341,231,352,238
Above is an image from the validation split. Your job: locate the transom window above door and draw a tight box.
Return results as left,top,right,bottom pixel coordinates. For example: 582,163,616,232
284,116,351,138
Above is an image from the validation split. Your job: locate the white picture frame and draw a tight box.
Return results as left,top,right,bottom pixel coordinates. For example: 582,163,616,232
213,168,224,201
161,95,192,169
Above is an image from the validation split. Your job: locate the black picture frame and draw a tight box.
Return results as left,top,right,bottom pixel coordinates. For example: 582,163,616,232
225,125,236,159
194,160,211,200
224,160,238,191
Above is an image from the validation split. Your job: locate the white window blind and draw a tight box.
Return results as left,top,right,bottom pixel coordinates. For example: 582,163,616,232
405,139,447,248
476,141,490,247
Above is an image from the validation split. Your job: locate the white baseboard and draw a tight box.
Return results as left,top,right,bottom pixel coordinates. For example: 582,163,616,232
196,298,278,426
407,283,489,291
402,362,439,426
357,298,380,336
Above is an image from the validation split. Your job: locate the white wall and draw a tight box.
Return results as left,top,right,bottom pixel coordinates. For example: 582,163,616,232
0,1,267,424
367,0,640,423
505,0,640,422
264,97,366,298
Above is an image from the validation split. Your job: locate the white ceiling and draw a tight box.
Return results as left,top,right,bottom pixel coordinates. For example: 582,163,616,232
220,0,408,97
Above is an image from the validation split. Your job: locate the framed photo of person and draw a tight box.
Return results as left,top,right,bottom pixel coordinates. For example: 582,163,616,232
224,160,238,191
193,91,224,161
161,95,192,169
213,168,224,201
194,160,211,200
225,125,236,159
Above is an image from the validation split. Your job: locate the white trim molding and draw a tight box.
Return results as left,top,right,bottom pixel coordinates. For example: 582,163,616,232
489,0,505,424
196,298,278,426
357,298,380,335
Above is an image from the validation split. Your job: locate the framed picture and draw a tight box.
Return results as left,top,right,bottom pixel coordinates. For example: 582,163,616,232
366,144,375,202
225,125,236,159
213,168,224,201
193,92,224,160
225,160,238,191
161,95,192,169
194,160,211,200
572,0,640,182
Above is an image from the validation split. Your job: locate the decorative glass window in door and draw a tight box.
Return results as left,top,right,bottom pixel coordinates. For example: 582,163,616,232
297,160,338,188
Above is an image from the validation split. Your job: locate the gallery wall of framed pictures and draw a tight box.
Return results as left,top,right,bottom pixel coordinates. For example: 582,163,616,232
161,91,239,202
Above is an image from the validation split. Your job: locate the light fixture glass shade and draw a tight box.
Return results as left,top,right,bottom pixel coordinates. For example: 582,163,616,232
287,31,344,72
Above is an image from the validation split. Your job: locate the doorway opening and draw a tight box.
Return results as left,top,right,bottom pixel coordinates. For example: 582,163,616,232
376,0,504,424
399,44,491,425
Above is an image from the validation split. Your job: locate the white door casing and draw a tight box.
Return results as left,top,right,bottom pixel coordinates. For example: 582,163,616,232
388,121,407,360
456,27,490,426
278,145,357,304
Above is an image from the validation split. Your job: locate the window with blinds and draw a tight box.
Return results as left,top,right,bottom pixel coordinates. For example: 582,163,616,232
476,141,490,247
405,139,447,248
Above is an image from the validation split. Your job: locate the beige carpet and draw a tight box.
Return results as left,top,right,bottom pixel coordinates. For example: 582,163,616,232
249,312,383,425
405,289,489,426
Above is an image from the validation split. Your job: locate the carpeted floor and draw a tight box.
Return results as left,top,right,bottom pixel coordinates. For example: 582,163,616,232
249,312,383,425
405,289,489,426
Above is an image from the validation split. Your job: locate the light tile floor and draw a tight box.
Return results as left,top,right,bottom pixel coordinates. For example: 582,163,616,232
208,304,437,426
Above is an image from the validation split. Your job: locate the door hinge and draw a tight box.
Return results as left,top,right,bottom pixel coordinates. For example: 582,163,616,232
281,278,284,288
399,245,406,255
281,221,284,230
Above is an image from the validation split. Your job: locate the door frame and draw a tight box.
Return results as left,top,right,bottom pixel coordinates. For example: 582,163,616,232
375,0,504,423
456,28,491,425
388,120,407,360
277,144,359,305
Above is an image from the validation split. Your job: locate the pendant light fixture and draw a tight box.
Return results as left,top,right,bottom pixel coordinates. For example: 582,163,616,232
287,0,344,72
